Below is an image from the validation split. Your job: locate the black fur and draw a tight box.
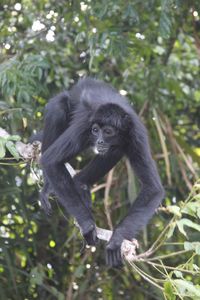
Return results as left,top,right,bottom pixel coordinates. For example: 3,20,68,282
39,78,165,267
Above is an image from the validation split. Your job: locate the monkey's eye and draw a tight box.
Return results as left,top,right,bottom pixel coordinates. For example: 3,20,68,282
103,126,115,137
91,124,99,135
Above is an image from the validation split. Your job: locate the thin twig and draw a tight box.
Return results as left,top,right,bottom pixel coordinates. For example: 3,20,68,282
145,249,191,261
139,100,149,117
103,169,114,230
91,183,107,193
153,109,171,185
130,262,164,290
146,260,199,275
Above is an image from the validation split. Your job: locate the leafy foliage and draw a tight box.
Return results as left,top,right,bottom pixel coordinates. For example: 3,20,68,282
0,55,49,103
0,0,200,299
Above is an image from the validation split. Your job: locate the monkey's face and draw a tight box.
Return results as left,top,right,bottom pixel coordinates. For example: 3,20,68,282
90,123,120,155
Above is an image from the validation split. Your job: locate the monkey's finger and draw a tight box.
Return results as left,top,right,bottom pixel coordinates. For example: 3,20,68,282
105,249,110,265
108,250,117,267
106,250,113,267
116,248,122,263
113,250,119,266
112,249,123,268
84,229,97,245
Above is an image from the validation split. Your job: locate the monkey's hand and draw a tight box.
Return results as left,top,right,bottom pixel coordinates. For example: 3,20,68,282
81,223,98,246
106,230,124,267
83,225,97,246
40,187,52,215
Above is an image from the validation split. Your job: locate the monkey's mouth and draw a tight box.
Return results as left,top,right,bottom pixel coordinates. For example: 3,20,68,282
93,146,109,155
96,146,109,155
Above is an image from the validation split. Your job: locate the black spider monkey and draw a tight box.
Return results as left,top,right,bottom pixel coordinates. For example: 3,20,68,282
38,78,164,267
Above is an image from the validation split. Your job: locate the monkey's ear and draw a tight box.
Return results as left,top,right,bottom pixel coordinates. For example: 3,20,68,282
123,114,131,122
122,114,132,129
123,113,129,120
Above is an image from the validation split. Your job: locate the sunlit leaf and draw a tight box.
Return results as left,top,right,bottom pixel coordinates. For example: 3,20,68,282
0,138,6,159
174,279,200,298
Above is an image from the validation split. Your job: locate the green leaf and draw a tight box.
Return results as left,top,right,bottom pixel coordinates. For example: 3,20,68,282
184,242,200,255
197,208,200,219
74,265,84,278
167,205,182,217
0,138,6,159
159,10,171,39
194,90,200,102
181,202,200,217
164,281,176,300
176,218,200,237
7,135,21,142
30,266,45,285
174,271,183,279
5,141,20,160
193,264,200,271
167,222,176,238
154,45,165,55
50,287,65,300
174,279,200,298
175,136,200,165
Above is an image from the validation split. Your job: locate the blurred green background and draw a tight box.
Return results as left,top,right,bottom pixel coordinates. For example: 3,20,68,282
0,1,200,299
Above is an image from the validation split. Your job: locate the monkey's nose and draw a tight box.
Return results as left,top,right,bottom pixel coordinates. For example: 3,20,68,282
98,139,104,144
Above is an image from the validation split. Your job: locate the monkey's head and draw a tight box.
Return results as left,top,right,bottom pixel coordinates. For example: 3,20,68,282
90,103,131,155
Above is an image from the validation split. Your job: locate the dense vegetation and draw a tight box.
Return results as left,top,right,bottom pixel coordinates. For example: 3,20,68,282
0,1,200,299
